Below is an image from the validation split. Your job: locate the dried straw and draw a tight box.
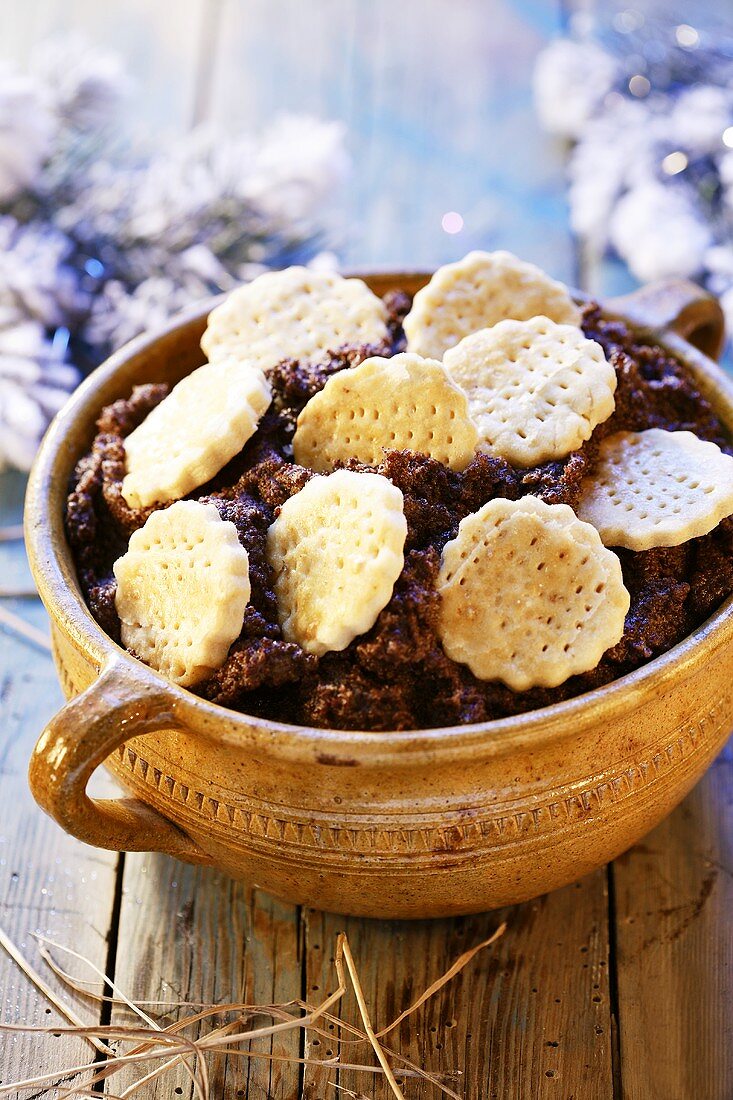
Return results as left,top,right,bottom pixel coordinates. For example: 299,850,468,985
0,925,112,1058
34,935,201,1097
339,933,404,1100
0,915,506,1098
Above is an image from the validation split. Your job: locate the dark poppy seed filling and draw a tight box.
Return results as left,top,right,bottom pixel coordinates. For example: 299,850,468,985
65,295,733,731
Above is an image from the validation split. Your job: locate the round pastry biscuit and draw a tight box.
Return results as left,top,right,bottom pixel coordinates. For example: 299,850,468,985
121,357,271,509
437,496,629,690
576,429,733,550
114,500,251,687
201,267,389,371
403,250,581,360
292,352,479,472
266,469,407,657
443,316,616,467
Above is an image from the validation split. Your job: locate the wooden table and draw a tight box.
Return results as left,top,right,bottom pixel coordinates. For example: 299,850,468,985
1,2,731,1097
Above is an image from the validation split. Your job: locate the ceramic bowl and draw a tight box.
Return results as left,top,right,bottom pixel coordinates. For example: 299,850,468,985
25,273,733,919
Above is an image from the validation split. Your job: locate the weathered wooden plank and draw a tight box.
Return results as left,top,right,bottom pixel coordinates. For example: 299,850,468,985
0,470,120,1098
105,859,302,1098
208,0,574,279
302,870,613,1099
579,254,733,1096
612,739,733,1100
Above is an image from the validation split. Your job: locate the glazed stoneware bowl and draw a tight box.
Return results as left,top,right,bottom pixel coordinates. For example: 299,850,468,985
25,273,733,919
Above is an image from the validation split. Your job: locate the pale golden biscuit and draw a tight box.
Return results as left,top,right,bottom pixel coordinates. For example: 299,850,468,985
577,429,733,550
292,352,479,472
267,469,407,656
114,500,251,687
403,250,581,359
121,358,271,509
201,267,389,371
437,497,629,690
443,316,616,467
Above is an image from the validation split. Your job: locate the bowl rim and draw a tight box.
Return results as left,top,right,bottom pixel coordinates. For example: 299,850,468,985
24,281,733,763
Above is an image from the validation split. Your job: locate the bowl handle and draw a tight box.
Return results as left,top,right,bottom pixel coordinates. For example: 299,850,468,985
28,658,211,864
604,278,726,362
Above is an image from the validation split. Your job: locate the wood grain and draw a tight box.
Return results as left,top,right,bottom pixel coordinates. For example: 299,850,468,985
302,871,613,1100
105,858,302,1098
0,471,119,1097
612,739,733,1100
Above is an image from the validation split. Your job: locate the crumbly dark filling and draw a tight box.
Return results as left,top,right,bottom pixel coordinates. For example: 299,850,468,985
65,296,733,730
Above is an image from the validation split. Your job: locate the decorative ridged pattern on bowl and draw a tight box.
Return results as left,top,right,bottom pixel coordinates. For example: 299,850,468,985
106,694,729,863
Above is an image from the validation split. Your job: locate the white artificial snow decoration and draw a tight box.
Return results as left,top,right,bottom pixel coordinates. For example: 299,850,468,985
241,114,350,232
669,86,733,156
85,276,200,351
0,69,53,203
533,39,619,140
0,36,346,470
31,33,128,130
567,99,658,248
0,319,78,470
534,32,733,337
718,151,733,219
0,216,84,328
705,245,733,282
610,183,712,282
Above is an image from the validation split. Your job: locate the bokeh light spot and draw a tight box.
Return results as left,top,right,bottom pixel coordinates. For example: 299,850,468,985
675,24,699,48
662,151,688,175
629,74,651,98
613,10,644,33
441,211,464,234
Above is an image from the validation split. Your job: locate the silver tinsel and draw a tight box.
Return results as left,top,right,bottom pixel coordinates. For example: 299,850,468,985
0,36,347,471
